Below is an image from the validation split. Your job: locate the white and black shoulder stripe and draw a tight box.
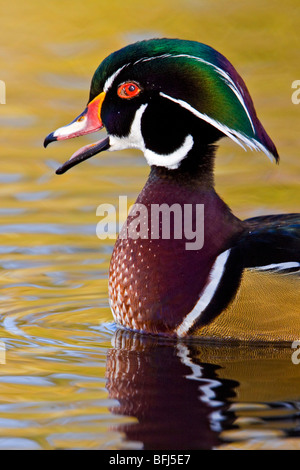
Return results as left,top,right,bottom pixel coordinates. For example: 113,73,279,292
175,248,243,337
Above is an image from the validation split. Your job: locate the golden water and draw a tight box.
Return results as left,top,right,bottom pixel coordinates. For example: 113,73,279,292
0,0,299,449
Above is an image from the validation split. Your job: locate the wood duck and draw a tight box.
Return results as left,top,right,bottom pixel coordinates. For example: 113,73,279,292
44,38,300,341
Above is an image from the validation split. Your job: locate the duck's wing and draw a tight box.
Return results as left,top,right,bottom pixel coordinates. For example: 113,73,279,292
193,214,300,341
238,213,300,273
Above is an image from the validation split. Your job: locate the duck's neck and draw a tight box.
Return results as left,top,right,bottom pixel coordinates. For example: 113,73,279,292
148,143,216,189
138,142,244,241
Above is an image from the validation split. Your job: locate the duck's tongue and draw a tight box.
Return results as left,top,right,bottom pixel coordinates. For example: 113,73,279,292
55,136,110,175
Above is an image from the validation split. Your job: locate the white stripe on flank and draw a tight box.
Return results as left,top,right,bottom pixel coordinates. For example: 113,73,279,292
253,261,300,272
175,249,231,337
160,92,274,162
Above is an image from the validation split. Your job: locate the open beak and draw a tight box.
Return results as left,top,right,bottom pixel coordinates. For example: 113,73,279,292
44,92,110,174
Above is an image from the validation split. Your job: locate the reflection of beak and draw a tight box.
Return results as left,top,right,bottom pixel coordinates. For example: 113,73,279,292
44,91,110,175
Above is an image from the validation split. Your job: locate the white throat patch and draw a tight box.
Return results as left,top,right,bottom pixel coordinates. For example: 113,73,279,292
108,103,194,170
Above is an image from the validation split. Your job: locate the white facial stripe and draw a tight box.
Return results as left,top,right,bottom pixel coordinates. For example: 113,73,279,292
160,92,274,161
103,52,254,140
175,249,231,337
133,53,172,65
216,70,255,134
167,53,255,134
103,53,257,153
103,52,253,130
108,103,194,169
105,53,273,165
132,52,254,133
53,117,87,138
103,64,129,92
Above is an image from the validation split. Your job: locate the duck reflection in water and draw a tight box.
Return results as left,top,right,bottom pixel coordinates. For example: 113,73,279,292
105,329,238,450
105,329,300,450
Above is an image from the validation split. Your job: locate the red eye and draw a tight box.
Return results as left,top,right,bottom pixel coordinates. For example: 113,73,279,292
117,82,141,99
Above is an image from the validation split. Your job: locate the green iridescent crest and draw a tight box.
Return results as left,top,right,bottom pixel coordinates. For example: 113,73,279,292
89,38,278,161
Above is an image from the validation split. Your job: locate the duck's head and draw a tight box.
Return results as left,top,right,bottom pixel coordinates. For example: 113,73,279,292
44,38,278,174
